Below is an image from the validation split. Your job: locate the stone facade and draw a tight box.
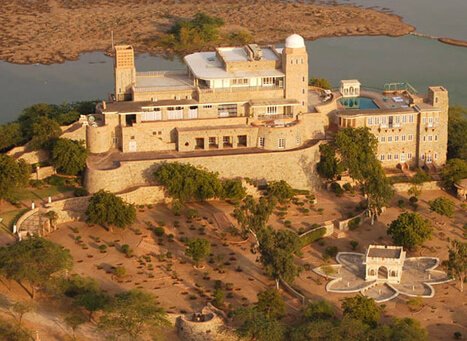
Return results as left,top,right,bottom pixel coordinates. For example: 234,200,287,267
364,245,406,284
334,86,449,169
85,141,323,193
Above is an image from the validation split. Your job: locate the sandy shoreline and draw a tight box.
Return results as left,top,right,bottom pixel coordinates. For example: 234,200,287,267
0,0,415,65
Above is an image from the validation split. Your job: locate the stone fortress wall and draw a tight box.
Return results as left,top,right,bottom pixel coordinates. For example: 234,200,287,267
85,140,324,193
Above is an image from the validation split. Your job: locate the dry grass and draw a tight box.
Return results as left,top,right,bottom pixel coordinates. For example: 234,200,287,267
0,0,414,64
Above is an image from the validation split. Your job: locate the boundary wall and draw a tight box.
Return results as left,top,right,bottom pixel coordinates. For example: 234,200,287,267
85,141,324,193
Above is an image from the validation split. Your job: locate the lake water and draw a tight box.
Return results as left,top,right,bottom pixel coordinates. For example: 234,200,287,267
0,1,466,124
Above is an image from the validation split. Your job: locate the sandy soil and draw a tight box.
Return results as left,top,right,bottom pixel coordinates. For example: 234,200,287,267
295,190,467,341
0,0,414,65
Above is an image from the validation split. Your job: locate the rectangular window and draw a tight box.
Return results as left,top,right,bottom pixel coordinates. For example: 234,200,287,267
395,116,400,124
394,135,399,142
408,152,413,159
394,154,399,160
402,115,407,123
203,104,213,109
434,135,438,141
423,136,426,142
434,153,438,160
388,136,393,143
401,135,406,141
267,106,278,115
262,77,274,86
258,137,265,147
408,134,413,141
380,136,386,143
409,115,414,123
232,78,249,86
367,117,373,126
278,138,286,149
428,135,432,141
380,155,385,161
141,109,162,122
218,104,237,117
388,154,392,160
422,117,427,124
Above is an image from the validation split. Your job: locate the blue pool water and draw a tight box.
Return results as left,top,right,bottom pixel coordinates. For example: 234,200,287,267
339,97,379,110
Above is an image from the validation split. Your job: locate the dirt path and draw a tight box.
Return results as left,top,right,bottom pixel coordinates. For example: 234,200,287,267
0,0,414,64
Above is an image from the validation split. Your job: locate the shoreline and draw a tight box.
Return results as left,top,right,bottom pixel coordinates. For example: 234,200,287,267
1,0,415,65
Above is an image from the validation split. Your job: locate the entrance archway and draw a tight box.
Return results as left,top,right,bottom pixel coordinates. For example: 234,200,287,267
378,266,388,279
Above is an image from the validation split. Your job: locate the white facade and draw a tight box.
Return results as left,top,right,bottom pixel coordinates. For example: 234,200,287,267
364,245,406,284
340,79,361,98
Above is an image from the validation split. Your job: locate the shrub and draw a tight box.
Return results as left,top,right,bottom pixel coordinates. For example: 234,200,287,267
406,297,424,312
330,182,344,196
300,227,326,247
172,200,183,216
120,244,133,257
429,197,455,217
267,180,295,203
113,266,127,278
348,217,361,231
350,240,359,251
74,187,88,197
397,199,405,208
153,227,165,237
324,246,338,259
222,178,246,201
409,196,418,203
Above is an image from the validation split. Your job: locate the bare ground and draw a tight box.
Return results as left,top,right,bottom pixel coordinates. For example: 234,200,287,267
0,0,414,64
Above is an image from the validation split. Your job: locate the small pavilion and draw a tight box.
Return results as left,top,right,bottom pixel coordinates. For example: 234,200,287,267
364,245,406,284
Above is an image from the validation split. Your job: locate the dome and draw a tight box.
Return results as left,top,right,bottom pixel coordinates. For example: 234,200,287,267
285,34,305,48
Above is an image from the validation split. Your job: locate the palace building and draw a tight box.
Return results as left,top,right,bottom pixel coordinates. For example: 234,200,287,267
83,34,448,193
89,34,325,155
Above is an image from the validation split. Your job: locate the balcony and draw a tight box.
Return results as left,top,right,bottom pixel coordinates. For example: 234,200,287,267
197,85,283,93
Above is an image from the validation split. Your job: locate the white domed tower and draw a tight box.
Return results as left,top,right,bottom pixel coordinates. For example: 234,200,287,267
282,34,308,114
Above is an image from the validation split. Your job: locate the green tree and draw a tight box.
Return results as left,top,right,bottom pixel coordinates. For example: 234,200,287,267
234,307,285,341
0,237,73,299
288,319,338,341
154,162,223,202
428,197,456,217
256,289,285,320
303,300,335,321
233,195,276,244
28,116,62,150
446,240,466,292
86,190,136,231
11,301,34,328
185,238,211,267
0,154,31,201
337,316,371,341
64,310,88,341
387,318,428,341
316,143,343,180
221,178,246,201
258,228,302,288
51,138,87,175
408,169,431,198
309,77,332,90
0,122,24,151
0,317,31,341
447,106,467,160
441,158,467,190
341,295,380,327
98,290,169,339
267,180,295,204
387,212,432,250
335,127,393,223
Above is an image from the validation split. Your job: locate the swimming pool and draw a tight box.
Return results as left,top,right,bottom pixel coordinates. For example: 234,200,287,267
339,97,379,110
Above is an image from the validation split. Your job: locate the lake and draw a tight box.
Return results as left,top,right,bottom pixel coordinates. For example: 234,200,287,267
0,4,466,123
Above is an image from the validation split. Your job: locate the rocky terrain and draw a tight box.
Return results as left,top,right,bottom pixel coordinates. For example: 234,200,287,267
0,0,414,64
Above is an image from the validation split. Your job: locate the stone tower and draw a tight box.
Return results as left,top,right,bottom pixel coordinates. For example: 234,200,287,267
427,86,449,165
114,45,136,101
282,34,309,114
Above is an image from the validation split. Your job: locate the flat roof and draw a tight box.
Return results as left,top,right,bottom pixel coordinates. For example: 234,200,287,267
367,246,402,259
135,71,194,91
184,51,284,80
104,99,198,113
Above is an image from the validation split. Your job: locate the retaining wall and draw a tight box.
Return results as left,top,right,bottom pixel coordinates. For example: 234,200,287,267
85,141,323,193
393,181,441,192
